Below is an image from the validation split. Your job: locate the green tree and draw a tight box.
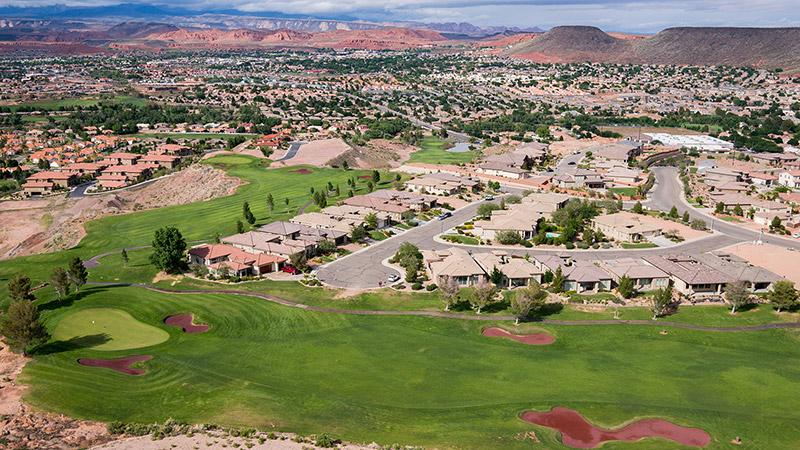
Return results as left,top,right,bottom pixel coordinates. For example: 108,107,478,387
477,202,501,217
267,193,274,212
365,213,378,230
733,203,743,216
715,202,725,214
350,225,366,242
725,281,750,314
650,286,673,319
617,275,634,299
313,190,328,208
50,266,70,301
367,181,374,193
289,252,307,269
439,278,460,311
682,211,690,223
495,230,521,245
469,280,496,314
668,205,679,219
551,266,565,294
511,281,548,324
121,248,129,266
317,239,337,254
632,201,643,214
405,264,417,283
148,227,187,274
8,273,34,302
582,228,594,245
770,216,782,230
67,257,88,292
767,281,798,313
243,201,255,224
489,266,505,287
236,220,245,234
0,299,50,356
372,170,380,183
342,160,349,171
690,219,707,230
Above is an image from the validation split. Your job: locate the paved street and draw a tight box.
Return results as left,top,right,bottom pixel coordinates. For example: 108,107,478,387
274,141,305,162
317,166,798,290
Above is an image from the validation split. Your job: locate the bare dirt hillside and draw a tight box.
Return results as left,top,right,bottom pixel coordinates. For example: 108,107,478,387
0,165,243,260
328,139,417,169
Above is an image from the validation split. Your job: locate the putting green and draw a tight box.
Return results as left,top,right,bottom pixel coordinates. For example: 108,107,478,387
52,308,169,351
206,155,253,165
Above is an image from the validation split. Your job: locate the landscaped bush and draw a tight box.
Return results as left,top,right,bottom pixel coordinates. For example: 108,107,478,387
426,283,437,291
412,282,423,290
495,230,522,245
565,242,575,249
521,240,532,248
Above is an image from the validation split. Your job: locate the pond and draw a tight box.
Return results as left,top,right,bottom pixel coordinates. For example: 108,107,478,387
445,142,473,153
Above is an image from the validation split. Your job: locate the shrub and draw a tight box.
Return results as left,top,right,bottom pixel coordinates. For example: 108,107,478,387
412,282,423,290
495,230,522,245
521,239,532,248
565,242,575,249
426,283,438,291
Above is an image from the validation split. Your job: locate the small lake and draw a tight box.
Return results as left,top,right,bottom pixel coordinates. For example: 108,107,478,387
445,142,473,153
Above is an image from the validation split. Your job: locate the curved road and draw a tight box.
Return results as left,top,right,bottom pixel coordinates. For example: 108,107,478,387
274,141,305,162
86,281,800,332
317,167,798,289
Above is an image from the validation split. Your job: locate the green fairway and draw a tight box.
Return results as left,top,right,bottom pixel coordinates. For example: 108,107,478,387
21,285,800,449
0,155,374,304
52,308,169,351
407,137,480,164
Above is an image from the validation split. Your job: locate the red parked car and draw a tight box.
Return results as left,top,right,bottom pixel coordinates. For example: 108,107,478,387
281,266,300,275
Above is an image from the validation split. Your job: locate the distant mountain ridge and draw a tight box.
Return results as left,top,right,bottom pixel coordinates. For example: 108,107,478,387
0,2,539,36
504,26,800,73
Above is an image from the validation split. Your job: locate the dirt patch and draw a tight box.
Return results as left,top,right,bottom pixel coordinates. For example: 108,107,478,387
335,139,418,169
164,314,209,334
278,138,351,166
483,327,555,345
96,432,379,450
550,137,614,158
521,407,710,448
152,272,183,285
725,243,800,286
78,355,153,375
288,168,313,174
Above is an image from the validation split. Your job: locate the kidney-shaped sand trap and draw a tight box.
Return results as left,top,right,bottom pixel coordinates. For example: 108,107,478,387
164,314,209,334
522,407,710,448
78,355,153,375
483,327,555,345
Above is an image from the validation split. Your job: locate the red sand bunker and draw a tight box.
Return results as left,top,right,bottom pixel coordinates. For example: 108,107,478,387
483,327,555,345
289,168,313,174
164,314,209,334
521,407,710,448
357,175,372,179
77,355,153,375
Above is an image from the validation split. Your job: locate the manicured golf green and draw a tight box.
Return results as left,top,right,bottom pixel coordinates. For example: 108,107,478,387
407,137,479,164
52,308,169,351
205,155,255,165
21,285,800,449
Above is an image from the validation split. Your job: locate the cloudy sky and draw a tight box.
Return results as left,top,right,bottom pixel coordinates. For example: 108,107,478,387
6,0,800,32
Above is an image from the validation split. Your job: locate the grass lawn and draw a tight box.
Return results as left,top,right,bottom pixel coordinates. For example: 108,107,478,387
620,242,659,249
369,230,388,241
9,95,145,112
607,187,638,197
721,216,745,223
0,155,373,305
442,234,480,245
51,307,169,351
20,284,800,449
406,137,479,165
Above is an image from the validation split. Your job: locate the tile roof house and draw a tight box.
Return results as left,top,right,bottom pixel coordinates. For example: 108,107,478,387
473,251,543,287
591,212,662,242
187,243,286,277
695,252,787,293
598,258,670,291
422,248,489,287
642,254,733,297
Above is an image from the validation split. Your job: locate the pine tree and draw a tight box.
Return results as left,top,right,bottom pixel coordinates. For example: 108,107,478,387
50,266,71,301
8,273,34,302
267,193,274,212
67,257,88,292
1,299,50,356
552,266,565,294
121,248,129,266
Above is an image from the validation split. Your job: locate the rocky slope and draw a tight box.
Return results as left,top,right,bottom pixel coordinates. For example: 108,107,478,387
505,26,800,73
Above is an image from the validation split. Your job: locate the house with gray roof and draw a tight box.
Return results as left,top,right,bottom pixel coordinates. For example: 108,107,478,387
642,254,733,297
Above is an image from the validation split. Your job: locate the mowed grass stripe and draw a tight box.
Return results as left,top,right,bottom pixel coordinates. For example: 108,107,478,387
20,285,800,449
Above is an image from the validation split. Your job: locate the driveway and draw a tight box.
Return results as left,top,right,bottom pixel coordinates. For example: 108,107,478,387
67,180,97,199
274,141,305,162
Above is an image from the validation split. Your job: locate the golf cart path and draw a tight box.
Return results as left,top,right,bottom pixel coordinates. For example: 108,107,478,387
86,281,800,332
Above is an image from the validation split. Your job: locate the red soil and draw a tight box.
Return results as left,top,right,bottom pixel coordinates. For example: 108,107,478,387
521,407,710,448
77,355,153,375
357,175,372,179
482,327,555,345
164,314,209,334
289,168,313,174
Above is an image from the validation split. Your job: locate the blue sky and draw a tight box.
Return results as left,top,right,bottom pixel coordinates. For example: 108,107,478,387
5,0,800,32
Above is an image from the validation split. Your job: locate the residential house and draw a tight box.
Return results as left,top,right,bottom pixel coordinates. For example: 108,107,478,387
26,170,77,188
477,161,530,179
405,172,479,195
107,152,141,166
779,170,800,188
473,251,542,287
591,212,662,242
533,255,612,293
598,258,670,291
554,169,605,189
186,243,286,277
642,254,732,297
21,181,54,196
694,252,786,292
138,153,181,169
422,247,489,287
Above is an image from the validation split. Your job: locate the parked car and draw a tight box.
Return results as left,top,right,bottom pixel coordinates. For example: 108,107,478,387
438,212,452,220
388,274,400,282
484,195,494,201
567,161,576,165
281,266,300,275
